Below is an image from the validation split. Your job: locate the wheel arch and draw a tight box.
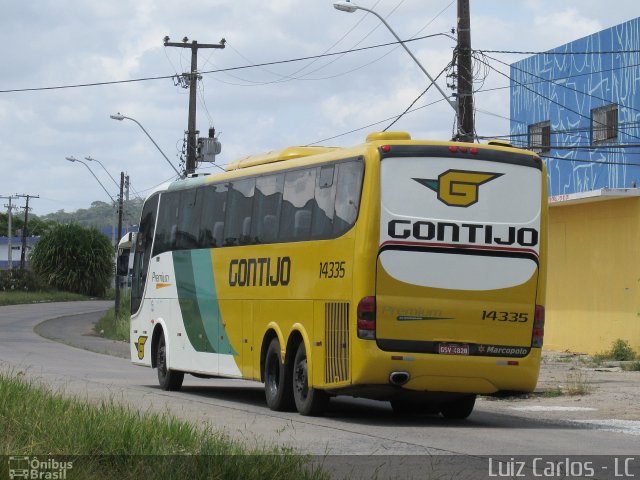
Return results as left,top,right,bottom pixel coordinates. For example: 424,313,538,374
287,324,313,385
150,323,165,369
259,324,284,382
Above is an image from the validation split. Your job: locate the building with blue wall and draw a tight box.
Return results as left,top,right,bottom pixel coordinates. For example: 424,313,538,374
510,17,640,197
509,17,640,355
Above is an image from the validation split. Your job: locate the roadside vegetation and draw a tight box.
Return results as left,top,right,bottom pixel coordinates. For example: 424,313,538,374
29,224,113,297
0,290,89,306
0,268,91,306
94,290,130,341
0,371,328,480
593,338,637,363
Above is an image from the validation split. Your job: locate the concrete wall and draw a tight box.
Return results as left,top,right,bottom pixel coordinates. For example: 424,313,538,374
546,197,640,354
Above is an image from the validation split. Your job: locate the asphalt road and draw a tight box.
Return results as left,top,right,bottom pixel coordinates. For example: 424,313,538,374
1,301,638,478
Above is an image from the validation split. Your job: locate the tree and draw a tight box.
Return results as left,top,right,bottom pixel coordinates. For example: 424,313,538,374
29,224,113,296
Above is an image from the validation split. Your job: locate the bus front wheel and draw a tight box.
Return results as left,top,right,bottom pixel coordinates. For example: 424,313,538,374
156,335,184,391
264,338,295,411
440,394,476,419
292,342,328,416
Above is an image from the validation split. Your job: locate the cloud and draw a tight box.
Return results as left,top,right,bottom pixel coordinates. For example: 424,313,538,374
533,8,602,47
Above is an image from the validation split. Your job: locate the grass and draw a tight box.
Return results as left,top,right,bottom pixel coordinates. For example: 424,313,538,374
593,339,637,363
0,371,328,480
542,386,564,398
0,290,90,306
621,361,640,372
94,290,130,342
564,371,593,396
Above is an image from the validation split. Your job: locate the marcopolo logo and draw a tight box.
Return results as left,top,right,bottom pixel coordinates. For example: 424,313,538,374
413,169,503,207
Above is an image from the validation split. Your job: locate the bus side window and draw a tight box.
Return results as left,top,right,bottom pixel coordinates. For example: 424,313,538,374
200,183,227,248
153,191,180,256
251,173,284,244
176,189,201,250
311,165,337,238
131,194,158,314
280,168,316,241
333,160,364,236
224,179,255,246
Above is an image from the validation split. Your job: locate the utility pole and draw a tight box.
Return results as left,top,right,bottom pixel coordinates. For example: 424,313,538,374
115,172,124,319
456,0,474,142
1,196,16,270
15,194,39,269
124,174,130,231
163,36,226,175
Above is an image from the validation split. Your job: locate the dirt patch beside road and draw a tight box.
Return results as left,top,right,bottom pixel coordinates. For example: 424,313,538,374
480,350,640,423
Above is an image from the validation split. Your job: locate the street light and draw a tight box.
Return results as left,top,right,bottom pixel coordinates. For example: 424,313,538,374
65,156,115,202
84,156,120,190
332,1,457,113
110,113,183,178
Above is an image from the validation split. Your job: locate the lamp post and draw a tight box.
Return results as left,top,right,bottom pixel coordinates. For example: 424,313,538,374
85,156,129,236
332,1,458,114
110,113,183,178
84,156,120,190
65,156,118,249
65,156,115,202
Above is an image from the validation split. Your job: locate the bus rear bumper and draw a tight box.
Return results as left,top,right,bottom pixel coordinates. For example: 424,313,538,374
347,345,541,395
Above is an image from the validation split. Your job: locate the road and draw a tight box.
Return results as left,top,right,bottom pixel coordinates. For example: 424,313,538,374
1,301,638,478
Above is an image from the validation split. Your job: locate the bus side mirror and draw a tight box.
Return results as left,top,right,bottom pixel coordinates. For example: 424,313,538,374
117,249,130,276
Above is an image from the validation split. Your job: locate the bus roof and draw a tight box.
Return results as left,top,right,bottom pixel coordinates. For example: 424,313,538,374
225,146,338,171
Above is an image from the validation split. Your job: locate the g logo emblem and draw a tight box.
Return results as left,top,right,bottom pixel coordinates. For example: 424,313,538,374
414,170,502,207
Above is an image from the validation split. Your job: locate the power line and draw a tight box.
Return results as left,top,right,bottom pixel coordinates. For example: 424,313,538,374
539,153,640,167
474,60,640,99
473,48,640,56
0,34,451,94
383,61,452,131
305,98,446,146
486,52,640,117
478,120,640,140
474,56,640,144
211,0,389,85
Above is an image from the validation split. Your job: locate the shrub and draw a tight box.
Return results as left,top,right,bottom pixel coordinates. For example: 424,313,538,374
29,224,113,297
0,268,47,292
594,339,637,362
608,339,637,361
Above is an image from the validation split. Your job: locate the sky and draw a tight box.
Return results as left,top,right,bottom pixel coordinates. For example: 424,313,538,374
0,0,637,217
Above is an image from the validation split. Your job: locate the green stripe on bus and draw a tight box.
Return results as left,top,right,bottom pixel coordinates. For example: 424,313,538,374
190,249,237,355
173,250,216,353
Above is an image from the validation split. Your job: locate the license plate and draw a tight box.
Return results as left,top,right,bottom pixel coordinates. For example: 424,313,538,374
438,344,469,355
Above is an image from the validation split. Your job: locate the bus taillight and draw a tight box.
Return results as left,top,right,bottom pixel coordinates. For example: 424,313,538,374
357,296,376,340
531,305,545,347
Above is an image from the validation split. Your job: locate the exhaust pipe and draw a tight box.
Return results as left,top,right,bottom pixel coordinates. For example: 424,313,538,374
389,371,410,386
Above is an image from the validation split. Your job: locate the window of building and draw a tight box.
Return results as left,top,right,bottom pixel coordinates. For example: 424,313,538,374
592,104,618,144
528,121,551,153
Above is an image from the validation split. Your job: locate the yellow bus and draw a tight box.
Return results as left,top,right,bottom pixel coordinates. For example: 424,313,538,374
118,131,547,418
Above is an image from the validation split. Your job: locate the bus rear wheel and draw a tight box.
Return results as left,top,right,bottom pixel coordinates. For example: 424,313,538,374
440,394,476,419
264,338,295,411
156,335,184,391
292,342,328,416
